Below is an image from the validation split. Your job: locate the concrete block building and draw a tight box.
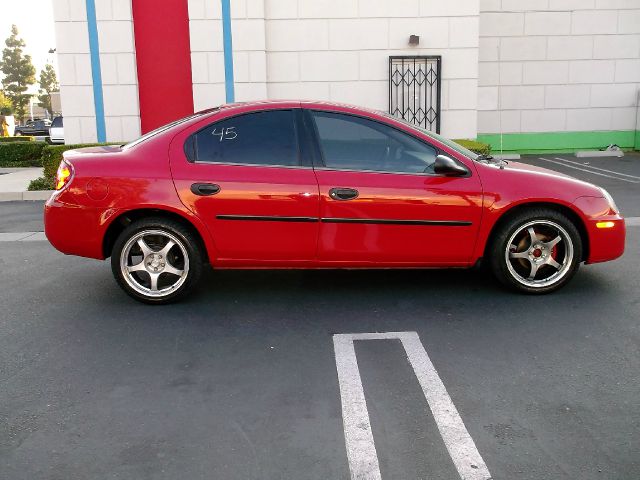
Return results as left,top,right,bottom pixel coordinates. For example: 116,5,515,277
53,0,640,151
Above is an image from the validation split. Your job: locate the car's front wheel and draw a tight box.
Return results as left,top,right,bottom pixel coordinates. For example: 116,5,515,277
111,217,203,304
490,209,582,294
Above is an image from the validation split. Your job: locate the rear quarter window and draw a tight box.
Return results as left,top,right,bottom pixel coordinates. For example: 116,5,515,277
184,110,299,167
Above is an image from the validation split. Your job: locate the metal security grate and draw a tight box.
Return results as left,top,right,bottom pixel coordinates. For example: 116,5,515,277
389,56,441,133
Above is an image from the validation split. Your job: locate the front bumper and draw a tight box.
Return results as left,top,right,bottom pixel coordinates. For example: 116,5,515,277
573,196,625,264
584,217,626,264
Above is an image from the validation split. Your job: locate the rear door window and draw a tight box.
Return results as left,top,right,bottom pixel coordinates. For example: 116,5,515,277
185,110,299,167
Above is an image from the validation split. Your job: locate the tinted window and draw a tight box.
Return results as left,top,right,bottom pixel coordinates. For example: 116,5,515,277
311,111,437,174
124,109,217,150
187,110,299,166
382,113,478,160
51,117,63,127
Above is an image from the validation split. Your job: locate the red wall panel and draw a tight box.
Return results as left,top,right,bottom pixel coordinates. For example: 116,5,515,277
132,0,194,133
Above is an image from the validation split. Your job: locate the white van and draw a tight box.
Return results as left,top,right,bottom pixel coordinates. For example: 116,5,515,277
49,116,64,144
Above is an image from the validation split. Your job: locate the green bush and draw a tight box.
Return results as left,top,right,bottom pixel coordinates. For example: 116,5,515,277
0,136,36,143
452,139,491,156
27,176,54,191
42,143,115,186
0,142,47,167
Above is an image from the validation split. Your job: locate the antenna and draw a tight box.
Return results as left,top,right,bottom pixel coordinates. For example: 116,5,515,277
636,89,640,150
497,41,503,156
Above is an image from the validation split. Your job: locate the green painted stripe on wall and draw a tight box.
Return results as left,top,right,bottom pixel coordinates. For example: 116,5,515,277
477,130,637,153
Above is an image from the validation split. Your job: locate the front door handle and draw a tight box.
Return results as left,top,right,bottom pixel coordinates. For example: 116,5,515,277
329,187,359,201
191,183,220,196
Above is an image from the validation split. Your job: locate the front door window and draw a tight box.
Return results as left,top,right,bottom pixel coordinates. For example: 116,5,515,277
311,111,438,174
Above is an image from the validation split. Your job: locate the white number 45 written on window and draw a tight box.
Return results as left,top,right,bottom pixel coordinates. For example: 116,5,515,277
212,127,237,142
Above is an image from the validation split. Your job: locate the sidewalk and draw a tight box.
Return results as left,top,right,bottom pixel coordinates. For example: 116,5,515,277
0,168,53,201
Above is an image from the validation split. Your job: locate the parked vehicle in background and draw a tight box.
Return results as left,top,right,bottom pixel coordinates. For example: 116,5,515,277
44,101,626,304
49,116,64,144
14,119,51,137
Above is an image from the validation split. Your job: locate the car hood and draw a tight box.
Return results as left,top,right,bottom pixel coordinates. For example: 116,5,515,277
475,158,603,200
502,160,573,178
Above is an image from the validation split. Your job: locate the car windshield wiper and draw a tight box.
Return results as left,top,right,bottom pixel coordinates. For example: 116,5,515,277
476,153,493,163
477,153,508,167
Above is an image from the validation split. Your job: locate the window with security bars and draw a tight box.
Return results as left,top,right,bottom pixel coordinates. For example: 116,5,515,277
389,56,441,133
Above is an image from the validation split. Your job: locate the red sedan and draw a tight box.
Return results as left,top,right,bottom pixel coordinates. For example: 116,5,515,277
44,101,625,303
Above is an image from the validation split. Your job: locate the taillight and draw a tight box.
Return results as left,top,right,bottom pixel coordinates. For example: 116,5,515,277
55,160,73,190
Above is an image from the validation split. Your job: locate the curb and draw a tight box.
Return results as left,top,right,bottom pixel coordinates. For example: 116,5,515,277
575,150,624,158
0,191,53,202
493,154,521,160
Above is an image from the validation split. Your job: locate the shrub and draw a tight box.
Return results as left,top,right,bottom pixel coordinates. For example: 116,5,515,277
452,139,491,156
0,136,36,143
42,143,115,186
0,142,47,167
27,176,54,191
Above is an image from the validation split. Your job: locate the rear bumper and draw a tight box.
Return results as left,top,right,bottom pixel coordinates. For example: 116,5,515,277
44,193,110,260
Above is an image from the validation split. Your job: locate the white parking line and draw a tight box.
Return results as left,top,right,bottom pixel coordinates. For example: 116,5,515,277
538,158,640,184
333,335,382,480
22,232,47,241
553,157,640,181
333,332,491,480
0,231,46,242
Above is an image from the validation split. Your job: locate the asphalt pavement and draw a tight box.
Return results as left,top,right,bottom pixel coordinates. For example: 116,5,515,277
0,201,45,233
1,154,639,479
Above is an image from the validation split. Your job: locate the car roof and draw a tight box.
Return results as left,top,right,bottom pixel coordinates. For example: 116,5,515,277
193,99,385,122
128,100,391,150
197,99,380,113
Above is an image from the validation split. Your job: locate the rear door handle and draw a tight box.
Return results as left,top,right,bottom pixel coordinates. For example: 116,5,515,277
329,187,359,201
191,183,220,196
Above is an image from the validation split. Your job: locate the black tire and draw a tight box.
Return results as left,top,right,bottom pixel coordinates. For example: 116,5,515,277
489,208,582,294
110,217,204,304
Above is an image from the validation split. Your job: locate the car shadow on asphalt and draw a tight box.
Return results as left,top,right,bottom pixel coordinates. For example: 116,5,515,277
82,264,614,310
66,260,619,336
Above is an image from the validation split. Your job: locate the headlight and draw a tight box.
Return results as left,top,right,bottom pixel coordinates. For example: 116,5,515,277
600,188,619,214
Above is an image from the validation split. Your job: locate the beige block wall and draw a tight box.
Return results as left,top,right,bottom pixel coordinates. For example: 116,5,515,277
478,0,640,135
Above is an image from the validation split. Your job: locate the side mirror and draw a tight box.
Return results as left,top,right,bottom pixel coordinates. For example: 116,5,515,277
433,154,468,177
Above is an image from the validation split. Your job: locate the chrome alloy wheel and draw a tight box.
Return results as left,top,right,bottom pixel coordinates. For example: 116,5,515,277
120,229,190,298
505,220,574,289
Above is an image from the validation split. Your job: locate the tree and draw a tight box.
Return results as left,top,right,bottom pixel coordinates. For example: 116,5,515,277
0,90,12,115
38,63,58,115
0,25,36,122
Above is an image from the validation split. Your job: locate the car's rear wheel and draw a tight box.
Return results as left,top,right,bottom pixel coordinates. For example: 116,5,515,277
490,209,582,294
111,217,203,304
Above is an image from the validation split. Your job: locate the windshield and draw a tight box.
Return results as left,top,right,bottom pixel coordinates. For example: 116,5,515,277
381,113,480,160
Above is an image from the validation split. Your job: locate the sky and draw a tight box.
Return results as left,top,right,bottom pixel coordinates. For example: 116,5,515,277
0,0,57,93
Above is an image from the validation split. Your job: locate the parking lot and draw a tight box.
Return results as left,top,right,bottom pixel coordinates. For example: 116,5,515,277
1,154,639,479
